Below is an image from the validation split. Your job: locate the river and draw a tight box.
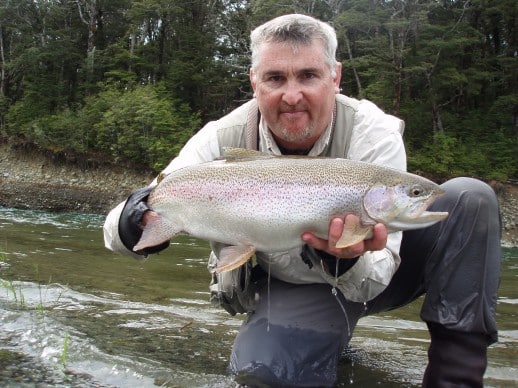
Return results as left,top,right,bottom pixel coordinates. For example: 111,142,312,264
0,207,516,387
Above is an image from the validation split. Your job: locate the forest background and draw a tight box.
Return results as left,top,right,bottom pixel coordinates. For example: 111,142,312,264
0,0,516,181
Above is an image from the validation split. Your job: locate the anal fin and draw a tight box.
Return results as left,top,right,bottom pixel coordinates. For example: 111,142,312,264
213,245,256,273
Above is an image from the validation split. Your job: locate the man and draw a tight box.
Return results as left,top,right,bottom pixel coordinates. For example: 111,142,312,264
104,14,501,387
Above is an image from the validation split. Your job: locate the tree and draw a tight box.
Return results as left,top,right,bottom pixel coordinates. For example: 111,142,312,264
469,0,518,139
0,0,514,179
93,84,200,170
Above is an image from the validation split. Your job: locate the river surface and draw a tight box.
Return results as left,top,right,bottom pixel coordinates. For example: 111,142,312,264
0,207,516,387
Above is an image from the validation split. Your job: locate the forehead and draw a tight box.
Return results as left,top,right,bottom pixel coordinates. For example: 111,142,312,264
255,40,328,72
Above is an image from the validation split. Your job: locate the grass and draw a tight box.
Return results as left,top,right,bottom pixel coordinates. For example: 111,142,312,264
60,330,69,368
0,251,26,308
0,278,26,308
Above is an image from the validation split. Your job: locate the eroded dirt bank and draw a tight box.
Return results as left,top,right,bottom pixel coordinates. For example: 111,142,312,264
0,143,155,215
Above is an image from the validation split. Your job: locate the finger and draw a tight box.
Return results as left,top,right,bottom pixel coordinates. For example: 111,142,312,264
364,223,388,251
301,232,329,252
327,217,345,248
339,241,365,258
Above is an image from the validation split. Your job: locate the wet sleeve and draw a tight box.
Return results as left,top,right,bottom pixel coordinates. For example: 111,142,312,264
103,201,143,258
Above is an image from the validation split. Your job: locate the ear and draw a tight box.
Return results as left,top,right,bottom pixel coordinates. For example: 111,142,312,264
333,61,342,93
249,67,257,93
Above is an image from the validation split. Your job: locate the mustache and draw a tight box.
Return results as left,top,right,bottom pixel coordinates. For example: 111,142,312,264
279,104,307,113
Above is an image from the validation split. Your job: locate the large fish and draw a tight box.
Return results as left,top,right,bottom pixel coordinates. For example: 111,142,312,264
133,149,448,273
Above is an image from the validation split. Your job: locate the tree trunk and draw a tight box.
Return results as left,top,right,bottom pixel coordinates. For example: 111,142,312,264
76,0,98,71
431,101,444,133
0,22,5,98
128,32,136,73
343,33,362,97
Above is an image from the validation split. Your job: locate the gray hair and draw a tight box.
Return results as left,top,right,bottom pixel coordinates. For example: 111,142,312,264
250,14,338,78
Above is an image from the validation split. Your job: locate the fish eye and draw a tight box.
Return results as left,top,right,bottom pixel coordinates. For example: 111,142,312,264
410,185,424,197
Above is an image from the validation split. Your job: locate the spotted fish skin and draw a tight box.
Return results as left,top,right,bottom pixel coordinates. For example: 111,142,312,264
133,150,448,272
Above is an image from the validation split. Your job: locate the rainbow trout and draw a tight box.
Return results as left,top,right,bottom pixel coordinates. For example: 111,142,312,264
133,149,448,273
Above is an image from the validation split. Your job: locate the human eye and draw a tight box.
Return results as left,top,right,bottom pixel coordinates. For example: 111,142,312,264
302,72,316,80
261,73,285,89
264,73,284,84
268,75,283,82
299,70,321,84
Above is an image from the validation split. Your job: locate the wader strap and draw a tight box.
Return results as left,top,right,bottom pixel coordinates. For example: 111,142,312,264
245,99,259,151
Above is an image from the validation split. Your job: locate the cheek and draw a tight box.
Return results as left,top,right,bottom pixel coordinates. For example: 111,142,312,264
256,91,280,113
308,87,335,109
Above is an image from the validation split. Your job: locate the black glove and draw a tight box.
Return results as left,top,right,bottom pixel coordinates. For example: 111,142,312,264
118,186,170,256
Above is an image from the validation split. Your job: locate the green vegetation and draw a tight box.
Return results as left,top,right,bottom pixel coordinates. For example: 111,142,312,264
0,0,516,179
0,278,26,308
0,251,25,307
60,330,69,368
0,252,67,312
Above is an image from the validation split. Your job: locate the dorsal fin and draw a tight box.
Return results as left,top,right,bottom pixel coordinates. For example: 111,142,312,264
222,147,274,162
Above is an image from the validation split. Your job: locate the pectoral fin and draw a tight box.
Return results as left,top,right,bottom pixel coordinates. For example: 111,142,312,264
133,211,180,252
213,245,256,274
335,219,373,248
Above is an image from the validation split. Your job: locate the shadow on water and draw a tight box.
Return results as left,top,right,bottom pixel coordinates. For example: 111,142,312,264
0,207,517,387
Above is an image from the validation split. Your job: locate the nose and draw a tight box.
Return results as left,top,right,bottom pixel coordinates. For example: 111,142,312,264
282,80,303,106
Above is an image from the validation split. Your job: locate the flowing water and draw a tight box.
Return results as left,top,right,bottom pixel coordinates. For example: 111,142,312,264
0,207,516,387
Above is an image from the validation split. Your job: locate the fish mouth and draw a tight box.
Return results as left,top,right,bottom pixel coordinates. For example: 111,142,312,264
391,193,449,230
411,209,449,222
389,208,448,231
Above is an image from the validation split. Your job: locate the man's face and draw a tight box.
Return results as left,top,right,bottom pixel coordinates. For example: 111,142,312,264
250,39,341,151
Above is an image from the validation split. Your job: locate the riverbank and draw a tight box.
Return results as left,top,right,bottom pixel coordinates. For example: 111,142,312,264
0,142,517,247
0,142,155,215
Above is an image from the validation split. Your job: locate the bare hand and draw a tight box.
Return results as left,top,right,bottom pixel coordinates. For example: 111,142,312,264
301,214,388,259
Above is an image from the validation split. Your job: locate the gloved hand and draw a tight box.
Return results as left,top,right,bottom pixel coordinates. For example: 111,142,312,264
118,186,170,256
